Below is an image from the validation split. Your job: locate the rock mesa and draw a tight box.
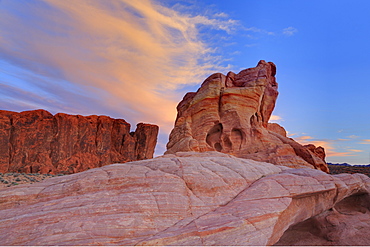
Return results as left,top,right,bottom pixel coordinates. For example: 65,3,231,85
0,152,369,245
0,109,158,174
166,60,328,172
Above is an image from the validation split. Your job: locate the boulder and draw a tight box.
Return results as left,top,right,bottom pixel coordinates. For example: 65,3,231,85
0,152,369,245
166,60,329,172
0,109,158,174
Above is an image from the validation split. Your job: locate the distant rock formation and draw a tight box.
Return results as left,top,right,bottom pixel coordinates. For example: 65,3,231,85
166,60,329,172
0,109,158,174
1,152,369,245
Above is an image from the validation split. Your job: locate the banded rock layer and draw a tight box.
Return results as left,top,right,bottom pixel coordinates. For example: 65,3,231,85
166,60,329,172
0,152,369,245
0,109,158,174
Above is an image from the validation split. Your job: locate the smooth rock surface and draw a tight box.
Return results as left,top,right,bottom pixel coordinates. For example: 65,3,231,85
166,60,328,172
0,152,368,246
0,109,158,174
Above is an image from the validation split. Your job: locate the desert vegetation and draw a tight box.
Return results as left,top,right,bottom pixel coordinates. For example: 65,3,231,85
0,172,65,189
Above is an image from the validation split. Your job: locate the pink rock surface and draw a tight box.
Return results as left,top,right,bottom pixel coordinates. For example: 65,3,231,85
0,152,368,245
0,109,158,174
165,60,329,172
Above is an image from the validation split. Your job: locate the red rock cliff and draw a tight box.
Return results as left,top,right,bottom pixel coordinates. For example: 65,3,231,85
0,109,159,174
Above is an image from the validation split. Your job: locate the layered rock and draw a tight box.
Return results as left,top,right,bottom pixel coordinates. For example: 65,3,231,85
166,60,329,172
0,109,158,174
0,152,369,245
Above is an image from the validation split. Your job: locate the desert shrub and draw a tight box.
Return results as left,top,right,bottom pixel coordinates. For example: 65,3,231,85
3,181,9,184
13,173,19,177
15,178,21,182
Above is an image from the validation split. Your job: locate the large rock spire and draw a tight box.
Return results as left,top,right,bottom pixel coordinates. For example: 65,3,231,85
166,60,329,172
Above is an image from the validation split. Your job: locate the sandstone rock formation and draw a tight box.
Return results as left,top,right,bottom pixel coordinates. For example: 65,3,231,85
0,152,369,246
166,60,329,172
0,109,158,174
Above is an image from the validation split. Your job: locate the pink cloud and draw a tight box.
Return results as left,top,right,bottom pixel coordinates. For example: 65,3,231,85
294,136,359,157
0,0,238,139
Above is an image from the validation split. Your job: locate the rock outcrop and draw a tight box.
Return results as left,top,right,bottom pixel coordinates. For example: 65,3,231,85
0,109,158,174
0,152,369,246
166,60,329,172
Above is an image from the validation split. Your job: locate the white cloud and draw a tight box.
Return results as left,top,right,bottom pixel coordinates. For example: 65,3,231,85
348,135,359,139
269,115,283,122
283,27,298,36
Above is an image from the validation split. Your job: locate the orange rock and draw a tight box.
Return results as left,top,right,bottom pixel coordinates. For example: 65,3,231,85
166,60,329,172
0,109,158,174
0,152,368,245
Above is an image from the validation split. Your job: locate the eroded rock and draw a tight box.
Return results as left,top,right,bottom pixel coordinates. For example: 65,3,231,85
166,60,329,172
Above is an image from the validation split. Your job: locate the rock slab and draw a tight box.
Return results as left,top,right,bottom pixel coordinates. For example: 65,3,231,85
0,152,369,245
0,109,158,174
166,60,329,172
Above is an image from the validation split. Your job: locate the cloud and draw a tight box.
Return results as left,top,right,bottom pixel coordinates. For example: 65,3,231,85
0,0,240,134
283,27,298,36
213,12,229,18
294,136,358,157
360,139,370,144
269,115,283,122
348,135,359,139
244,27,275,36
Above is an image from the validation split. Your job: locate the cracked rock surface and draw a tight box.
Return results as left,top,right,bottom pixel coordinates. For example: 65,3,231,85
0,152,369,245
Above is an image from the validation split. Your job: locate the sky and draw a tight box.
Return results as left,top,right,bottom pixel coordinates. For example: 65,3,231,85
1,0,370,164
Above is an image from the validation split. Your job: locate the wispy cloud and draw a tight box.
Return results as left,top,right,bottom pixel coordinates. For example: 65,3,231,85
244,27,275,36
348,135,360,139
294,135,360,157
269,115,283,122
0,0,239,133
283,26,298,36
360,139,370,144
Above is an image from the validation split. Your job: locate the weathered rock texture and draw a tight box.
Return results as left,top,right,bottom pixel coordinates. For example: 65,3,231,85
0,109,158,174
0,152,369,246
275,193,370,245
166,60,329,172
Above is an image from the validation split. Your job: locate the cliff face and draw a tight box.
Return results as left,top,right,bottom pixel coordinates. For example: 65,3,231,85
166,60,329,172
0,109,158,174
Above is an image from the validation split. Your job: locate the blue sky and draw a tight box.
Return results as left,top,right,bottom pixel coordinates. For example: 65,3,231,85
1,0,370,164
